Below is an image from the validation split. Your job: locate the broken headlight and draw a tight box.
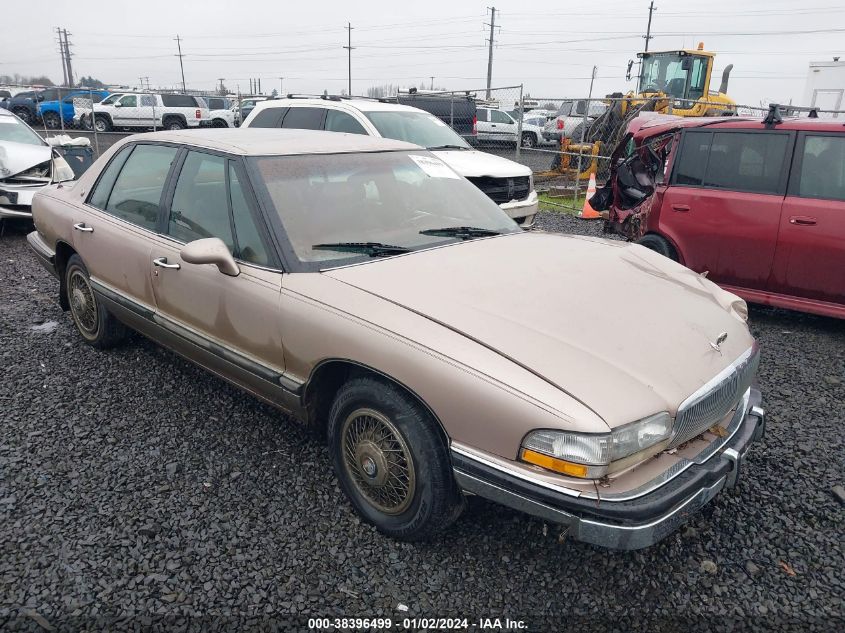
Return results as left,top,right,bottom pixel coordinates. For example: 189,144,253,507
52,155,75,183
520,412,673,478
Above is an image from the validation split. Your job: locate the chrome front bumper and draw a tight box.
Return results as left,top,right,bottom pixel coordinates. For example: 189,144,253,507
452,388,765,550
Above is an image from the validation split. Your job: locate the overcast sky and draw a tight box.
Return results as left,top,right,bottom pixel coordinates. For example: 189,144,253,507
2,0,843,106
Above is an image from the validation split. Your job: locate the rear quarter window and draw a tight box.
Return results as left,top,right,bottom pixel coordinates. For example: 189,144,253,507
248,107,287,128
161,94,201,108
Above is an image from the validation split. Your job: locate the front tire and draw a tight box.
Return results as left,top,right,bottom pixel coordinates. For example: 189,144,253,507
93,114,112,132
65,254,128,348
636,233,678,261
521,132,536,148
13,108,32,124
328,376,463,541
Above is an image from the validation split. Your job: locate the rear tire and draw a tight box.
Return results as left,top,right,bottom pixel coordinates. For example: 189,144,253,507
164,118,185,130
65,254,128,349
43,112,61,129
212,118,228,128
13,108,31,124
521,132,536,148
328,376,463,541
636,233,678,261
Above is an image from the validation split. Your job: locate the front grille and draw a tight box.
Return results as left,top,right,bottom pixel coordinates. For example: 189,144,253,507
669,346,760,448
467,176,530,204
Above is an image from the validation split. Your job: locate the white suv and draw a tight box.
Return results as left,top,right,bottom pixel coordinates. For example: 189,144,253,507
91,93,211,132
242,97,539,227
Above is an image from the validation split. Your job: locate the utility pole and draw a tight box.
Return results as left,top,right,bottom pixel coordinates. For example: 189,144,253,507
430,76,435,90
217,78,225,94
278,76,284,96
174,34,186,92
62,29,74,87
484,7,498,99
56,28,68,86
644,1,656,52
343,22,354,95
140,77,150,91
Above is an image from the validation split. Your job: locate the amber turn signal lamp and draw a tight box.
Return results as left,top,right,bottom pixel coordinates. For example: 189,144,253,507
520,448,589,478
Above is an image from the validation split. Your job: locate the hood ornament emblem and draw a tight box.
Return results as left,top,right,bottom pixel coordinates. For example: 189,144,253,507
709,332,728,353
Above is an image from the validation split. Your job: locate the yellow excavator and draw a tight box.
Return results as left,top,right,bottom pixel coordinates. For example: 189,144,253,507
547,44,735,180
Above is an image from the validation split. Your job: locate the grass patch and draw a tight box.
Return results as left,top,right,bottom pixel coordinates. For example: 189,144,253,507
538,192,586,215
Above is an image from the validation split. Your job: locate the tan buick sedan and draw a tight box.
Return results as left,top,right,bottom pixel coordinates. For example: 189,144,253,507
27,129,765,549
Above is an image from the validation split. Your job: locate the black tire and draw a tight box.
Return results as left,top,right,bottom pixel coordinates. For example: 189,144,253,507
521,132,536,148
42,112,61,129
212,118,228,128
328,376,464,541
636,233,678,261
65,254,128,348
93,114,112,132
163,117,185,130
570,123,585,143
13,108,32,124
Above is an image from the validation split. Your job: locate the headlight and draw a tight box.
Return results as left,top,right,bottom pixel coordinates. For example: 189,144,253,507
520,412,673,478
528,173,535,192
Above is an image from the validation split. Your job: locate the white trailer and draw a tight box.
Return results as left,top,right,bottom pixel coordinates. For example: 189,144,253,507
803,60,845,117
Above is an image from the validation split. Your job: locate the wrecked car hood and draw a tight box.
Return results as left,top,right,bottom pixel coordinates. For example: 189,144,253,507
0,141,51,178
433,149,532,178
324,232,754,428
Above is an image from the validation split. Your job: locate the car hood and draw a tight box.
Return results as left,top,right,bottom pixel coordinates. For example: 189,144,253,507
323,232,755,427
433,149,531,178
0,141,51,178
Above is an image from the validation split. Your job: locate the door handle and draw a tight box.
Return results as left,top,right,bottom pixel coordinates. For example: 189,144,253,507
152,257,180,270
671,204,690,213
789,216,817,226
73,222,94,233
491,124,497,128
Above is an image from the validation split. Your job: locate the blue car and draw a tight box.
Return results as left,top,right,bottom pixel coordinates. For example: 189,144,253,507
37,90,110,129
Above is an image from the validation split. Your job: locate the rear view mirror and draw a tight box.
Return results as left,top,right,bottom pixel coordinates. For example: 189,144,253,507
180,238,240,276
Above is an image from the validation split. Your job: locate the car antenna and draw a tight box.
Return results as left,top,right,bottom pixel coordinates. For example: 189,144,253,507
763,103,783,128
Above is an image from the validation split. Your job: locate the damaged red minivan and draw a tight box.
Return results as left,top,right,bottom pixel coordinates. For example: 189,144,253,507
593,110,845,319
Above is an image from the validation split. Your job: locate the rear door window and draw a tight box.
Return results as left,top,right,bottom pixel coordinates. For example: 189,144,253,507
325,109,367,134
249,107,287,128
281,107,326,130
161,94,199,108
102,144,179,230
794,135,845,201
674,130,790,194
168,151,234,250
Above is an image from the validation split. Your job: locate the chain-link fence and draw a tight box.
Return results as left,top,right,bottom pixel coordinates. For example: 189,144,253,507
6,83,845,213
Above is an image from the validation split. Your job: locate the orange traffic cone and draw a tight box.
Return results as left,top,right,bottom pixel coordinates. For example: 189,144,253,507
579,173,601,219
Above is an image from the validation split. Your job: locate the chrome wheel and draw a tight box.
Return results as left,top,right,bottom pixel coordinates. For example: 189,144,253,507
93,117,108,133
68,268,98,337
341,408,416,515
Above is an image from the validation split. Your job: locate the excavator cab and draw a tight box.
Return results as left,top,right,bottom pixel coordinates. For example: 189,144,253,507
634,46,735,117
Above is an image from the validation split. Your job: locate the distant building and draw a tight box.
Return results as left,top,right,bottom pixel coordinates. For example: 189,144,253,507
803,59,844,116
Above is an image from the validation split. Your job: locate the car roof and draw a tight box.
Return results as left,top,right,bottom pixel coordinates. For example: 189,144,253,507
252,97,424,114
632,114,845,138
122,128,422,155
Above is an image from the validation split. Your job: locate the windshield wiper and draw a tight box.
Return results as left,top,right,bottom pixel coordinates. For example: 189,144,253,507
312,242,411,257
426,144,469,151
419,226,502,240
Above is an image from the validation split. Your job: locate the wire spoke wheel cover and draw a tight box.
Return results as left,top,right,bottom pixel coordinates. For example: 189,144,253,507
341,408,416,515
68,268,98,337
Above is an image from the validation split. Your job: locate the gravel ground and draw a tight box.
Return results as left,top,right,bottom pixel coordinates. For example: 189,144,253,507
1,213,843,632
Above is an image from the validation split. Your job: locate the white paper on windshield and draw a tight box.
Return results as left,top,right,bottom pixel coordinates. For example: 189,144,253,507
410,154,459,179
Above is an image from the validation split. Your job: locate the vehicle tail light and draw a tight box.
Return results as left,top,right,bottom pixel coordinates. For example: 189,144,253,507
557,119,563,130
472,115,477,136
195,109,201,119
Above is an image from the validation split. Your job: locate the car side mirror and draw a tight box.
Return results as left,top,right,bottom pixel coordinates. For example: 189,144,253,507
114,102,122,108
180,238,240,276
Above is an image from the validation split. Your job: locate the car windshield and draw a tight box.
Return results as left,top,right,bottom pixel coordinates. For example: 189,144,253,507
0,116,46,146
101,94,122,105
364,111,471,150
251,150,517,267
